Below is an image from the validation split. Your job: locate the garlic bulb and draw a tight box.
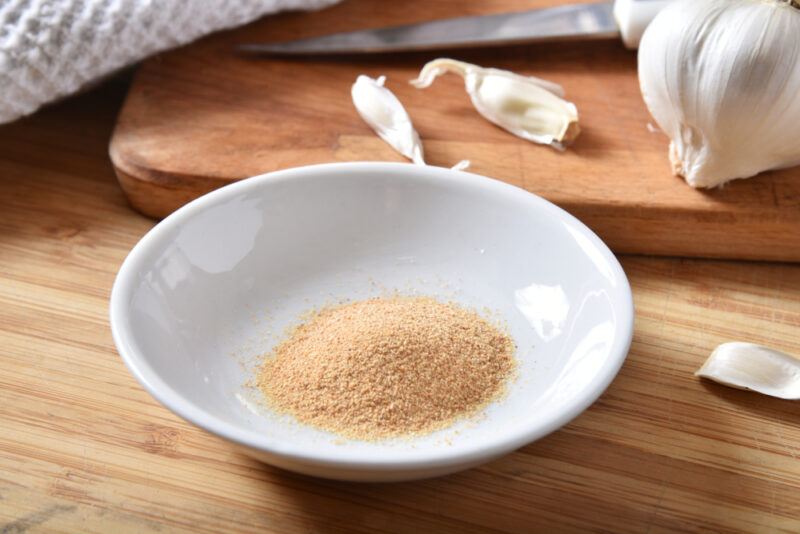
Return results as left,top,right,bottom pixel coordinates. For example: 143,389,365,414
696,342,800,399
411,59,579,150
638,0,800,188
351,75,425,165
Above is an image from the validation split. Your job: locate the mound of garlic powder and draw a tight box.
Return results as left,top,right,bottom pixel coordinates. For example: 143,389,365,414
258,296,516,440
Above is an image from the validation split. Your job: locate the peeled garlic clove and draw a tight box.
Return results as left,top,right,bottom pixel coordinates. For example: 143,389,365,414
695,342,800,399
411,58,579,150
351,75,425,165
638,0,800,188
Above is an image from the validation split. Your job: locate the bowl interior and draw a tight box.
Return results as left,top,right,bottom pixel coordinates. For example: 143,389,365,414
112,163,632,466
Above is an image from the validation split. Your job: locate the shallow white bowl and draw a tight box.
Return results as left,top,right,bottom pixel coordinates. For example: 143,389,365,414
110,162,633,482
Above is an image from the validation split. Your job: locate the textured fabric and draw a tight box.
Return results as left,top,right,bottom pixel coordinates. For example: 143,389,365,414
0,0,340,123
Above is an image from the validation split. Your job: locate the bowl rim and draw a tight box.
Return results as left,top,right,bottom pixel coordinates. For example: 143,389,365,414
110,161,634,472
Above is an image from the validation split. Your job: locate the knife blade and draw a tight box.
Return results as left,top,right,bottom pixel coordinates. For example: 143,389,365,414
238,0,671,55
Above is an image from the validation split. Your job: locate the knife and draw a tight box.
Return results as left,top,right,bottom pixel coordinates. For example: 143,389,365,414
239,0,672,55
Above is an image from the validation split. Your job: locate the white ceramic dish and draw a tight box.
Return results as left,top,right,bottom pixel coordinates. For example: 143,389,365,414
110,162,634,482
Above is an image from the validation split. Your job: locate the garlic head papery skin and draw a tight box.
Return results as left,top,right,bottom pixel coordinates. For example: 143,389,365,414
351,75,425,165
638,0,800,188
411,59,579,150
696,342,800,399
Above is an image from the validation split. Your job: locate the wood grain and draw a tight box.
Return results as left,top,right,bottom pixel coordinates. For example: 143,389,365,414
2,78,800,533
109,0,800,262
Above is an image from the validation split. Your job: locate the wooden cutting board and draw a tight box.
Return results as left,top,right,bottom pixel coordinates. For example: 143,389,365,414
109,0,800,262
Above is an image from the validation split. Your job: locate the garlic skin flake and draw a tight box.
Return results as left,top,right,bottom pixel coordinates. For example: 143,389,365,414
695,342,800,400
451,160,470,172
411,59,579,150
638,0,800,188
351,75,424,165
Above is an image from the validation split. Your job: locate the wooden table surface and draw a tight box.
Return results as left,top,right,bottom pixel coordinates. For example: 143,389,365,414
1,79,799,533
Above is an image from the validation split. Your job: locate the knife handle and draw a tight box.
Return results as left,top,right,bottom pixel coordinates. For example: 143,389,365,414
614,0,673,49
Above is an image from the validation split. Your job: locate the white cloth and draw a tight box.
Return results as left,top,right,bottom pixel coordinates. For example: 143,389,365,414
0,0,339,123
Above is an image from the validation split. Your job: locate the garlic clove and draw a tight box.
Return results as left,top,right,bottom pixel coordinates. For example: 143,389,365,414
410,58,579,150
638,0,800,188
695,342,800,400
351,75,425,165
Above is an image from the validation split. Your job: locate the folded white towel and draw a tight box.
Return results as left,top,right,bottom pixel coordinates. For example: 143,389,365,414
0,0,340,123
